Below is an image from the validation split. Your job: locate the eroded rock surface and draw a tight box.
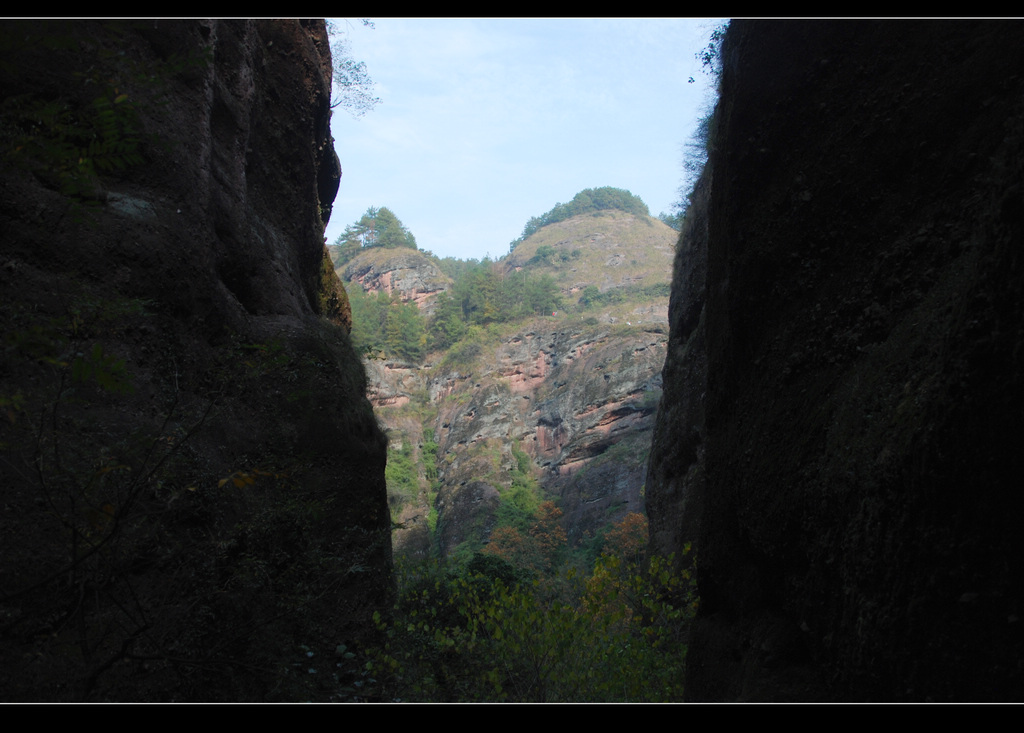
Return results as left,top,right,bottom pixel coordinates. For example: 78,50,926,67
342,248,452,314
432,325,666,554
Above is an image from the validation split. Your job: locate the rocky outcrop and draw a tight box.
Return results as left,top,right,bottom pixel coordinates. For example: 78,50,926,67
342,247,451,313
0,20,390,701
364,358,428,408
648,20,1024,701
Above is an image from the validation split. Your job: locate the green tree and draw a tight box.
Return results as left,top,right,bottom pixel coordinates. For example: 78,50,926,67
383,298,426,362
386,440,419,518
341,206,417,252
347,288,426,361
427,290,468,351
364,547,694,702
347,287,385,355
373,206,418,250
455,264,500,325
331,206,418,270
523,273,562,316
578,284,601,308
657,211,682,230
329,232,362,268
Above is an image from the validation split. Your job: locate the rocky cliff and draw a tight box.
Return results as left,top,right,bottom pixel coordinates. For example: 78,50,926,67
647,20,1024,701
431,321,666,556
0,20,390,701
341,247,451,314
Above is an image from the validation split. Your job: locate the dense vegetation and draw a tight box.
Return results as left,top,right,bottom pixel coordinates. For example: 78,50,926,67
345,253,564,359
349,288,427,362
351,513,696,702
429,263,562,344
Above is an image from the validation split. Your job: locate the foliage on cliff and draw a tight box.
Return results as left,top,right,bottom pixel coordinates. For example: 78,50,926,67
349,288,426,361
440,262,563,327
343,208,674,362
345,254,563,359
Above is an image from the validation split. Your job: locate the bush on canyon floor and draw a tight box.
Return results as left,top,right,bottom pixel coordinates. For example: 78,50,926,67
361,516,695,702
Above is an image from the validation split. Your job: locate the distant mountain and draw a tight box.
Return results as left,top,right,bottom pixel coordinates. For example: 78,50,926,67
505,210,677,301
338,206,677,566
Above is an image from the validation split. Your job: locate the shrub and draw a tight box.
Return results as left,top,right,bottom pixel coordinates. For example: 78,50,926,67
361,544,696,702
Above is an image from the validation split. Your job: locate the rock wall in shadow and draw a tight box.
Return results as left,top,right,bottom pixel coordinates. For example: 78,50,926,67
0,20,390,701
648,20,1024,701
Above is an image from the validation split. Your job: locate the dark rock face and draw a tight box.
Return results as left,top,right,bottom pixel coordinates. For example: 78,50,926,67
0,20,390,701
648,20,1024,701
646,168,709,569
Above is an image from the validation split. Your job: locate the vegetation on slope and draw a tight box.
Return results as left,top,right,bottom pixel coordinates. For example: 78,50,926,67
340,202,674,364
349,288,427,362
505,209,676,293
508,185,650,252
342,23,732,701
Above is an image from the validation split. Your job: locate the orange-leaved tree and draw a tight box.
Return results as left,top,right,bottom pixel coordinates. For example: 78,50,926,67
484,500,567,577
603,511,649,568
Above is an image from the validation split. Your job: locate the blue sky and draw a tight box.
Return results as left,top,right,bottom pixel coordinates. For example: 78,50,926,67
325,18,726,261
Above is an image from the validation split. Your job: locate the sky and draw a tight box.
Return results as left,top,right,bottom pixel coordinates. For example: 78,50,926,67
324,18,727,262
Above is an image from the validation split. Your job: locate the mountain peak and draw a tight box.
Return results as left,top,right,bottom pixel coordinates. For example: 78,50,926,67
504,210,677,302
